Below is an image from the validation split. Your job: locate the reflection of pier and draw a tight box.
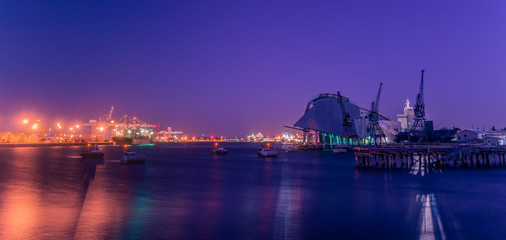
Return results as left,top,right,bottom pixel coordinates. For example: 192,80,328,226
353,144,506,169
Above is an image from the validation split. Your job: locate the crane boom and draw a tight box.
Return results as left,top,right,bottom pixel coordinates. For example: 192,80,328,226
418,70,424,105
108,105,114,122
374,83,383,113
414,70,425,118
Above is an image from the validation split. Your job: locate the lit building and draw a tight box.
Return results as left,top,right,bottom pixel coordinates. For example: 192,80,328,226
396,98,415,131
0,132,40,144
455,129,488,142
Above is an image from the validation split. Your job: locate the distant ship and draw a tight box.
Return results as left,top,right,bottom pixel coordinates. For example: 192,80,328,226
112,136,152,145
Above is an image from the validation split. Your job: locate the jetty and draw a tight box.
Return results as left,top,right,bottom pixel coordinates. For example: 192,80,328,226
353,144,506,169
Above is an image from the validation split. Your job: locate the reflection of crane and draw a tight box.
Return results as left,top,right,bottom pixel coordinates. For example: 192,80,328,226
409,70,426,142
337,91,359,145
368,83,386,145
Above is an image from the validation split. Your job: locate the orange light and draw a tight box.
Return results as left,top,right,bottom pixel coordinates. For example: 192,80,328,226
87,144,91,147
214,142,218,146
22,119,28,124
123,144,127,148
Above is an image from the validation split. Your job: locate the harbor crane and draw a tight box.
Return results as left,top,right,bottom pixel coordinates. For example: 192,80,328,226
409,70,426,142
368,83,387,145
98,105,114,124
337,91,360,145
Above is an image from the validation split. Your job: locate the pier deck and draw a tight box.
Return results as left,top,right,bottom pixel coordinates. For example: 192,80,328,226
353,144,506,169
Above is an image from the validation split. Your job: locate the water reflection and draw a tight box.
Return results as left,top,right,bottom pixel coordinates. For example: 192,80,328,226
416,194,445,240
1,143,505,239
272,161,303,240
409,156,443,176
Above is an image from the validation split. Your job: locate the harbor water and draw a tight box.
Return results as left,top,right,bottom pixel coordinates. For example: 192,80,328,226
1,143,506,239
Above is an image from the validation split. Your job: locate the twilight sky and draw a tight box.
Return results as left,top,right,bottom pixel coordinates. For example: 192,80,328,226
1,0,506,136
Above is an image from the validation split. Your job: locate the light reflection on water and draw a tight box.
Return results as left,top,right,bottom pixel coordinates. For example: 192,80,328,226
0,143,506,239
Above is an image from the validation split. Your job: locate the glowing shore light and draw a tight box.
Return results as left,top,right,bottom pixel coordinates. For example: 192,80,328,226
32,124,38,130
23,119,28,124
99,127,104,131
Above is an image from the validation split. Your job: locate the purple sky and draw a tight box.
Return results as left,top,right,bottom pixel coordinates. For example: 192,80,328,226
1,1,506,136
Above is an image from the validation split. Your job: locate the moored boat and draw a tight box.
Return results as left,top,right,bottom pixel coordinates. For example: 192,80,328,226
120,151,146,164
81,144,105,159
258,143,277,157
211,143,228,155
286,147,297,152
282,143,298,152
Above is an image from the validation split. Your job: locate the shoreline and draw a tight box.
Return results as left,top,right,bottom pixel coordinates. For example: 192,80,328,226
0,142,114,148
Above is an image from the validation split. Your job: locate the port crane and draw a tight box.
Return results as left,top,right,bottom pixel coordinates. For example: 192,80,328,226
409,70,426,142
368,83,386,145
113,114,155,137
337,91,359,145
81,105,115,129
98,105,114,124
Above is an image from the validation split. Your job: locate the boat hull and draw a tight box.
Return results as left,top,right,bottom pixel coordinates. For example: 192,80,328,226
258,151,278,157
120,152,146,164
112,137,152,145
80,152,105,159
211,150,228,155
120,158,146,164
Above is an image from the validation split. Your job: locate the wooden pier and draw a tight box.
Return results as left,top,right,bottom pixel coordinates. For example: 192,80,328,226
353,144,506,169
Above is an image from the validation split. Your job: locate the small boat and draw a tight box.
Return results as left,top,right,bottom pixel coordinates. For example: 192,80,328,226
211,143,228,155
282,143,298,152
81,144,105,159
120,151,146,164
258,143,277,157
333,146,347,153
286,146,298,152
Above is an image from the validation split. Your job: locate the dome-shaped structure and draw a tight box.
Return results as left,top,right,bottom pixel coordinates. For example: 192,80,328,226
291,93,400,147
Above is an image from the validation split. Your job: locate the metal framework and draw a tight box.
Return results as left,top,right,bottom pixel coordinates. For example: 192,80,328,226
409,70,426,142
337,91,359,145
368,82,386,145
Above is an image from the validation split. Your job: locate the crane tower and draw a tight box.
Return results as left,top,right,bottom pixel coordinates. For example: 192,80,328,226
368,83,387,145
337,92,359,145
409,70,426,142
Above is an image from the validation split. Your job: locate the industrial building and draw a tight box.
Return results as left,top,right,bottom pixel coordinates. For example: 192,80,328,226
0,132,40,144
288,92,401,147
456,129,506,145
396,98,415,131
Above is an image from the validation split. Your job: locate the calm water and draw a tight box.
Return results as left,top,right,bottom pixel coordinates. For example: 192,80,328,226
1,143,506,239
